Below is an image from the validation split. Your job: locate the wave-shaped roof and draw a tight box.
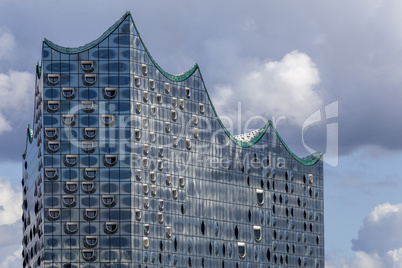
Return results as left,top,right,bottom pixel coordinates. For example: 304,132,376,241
43,11,322,166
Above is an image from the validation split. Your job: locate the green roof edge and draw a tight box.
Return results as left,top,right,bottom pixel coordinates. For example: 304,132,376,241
42,11,322,166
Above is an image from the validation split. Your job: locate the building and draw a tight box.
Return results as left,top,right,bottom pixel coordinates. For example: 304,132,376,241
22,11,324,268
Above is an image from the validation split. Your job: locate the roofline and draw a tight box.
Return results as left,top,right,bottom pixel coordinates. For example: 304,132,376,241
42,11,322,166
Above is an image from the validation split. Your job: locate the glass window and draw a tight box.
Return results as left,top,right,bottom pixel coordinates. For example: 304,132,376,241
62,114,75,126
103,87,116,99
83,128,96,139
82,74,96,86
105,222,118,234
254,226,262,242
82,141,95,153
101,114,114,126
102,195,115,207
47,74,59,86
65,222,78,234
238,243,246,259
81,249,95,261
45,128,58,139
47,101,60,113
81,101,95,113
82,182,95,193
65,182,78,193
65,155,78,167
104,155,117,166
62,87,75,99
84,209,97,220
48,209,60,220
45,168,58,180
81,61,94,72
85,236,97,247
47,141,60,153
63,195,76,207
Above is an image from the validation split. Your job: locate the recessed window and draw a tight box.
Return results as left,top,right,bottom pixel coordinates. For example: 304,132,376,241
101,114,114,126
179,176,185,187
82,249,95,261
134,129,141,140
158,212,164,223
65,182,78,193
151,185,157,196
82,74,96,86
104,222,117,234
84,209,97,220
234,226,239,239
103,87,116,99
82,182,95,193
85,236,97,247
143,237,149,249
171,110,177,121
135,209,141,220
165,82,170,93
166,174,171,185
157,94,162,104
45,128,58,140
144,197,149,208
159,199,164,211
194,128,199,139
84,168,97,180
254,226,262,242
172,97,178,107
179,99,185,110
186,139,191,149
81,101,95,113
65,155,78,167
62,114,75,126
192,114,198,125
47,101,60,113
201,221,206,235
83,128,96,139
238,243,246,259
48,209,60,220
181,204,186,214
63,195,76,207
134,75,140,87
47,74,59,86
150,105,156,116
142,157,148,168
172,189,178,199
104,154,117,166
47,141,60,153
142,64,147,75
256,189,264,205
166,226,172,238
81,61,94,72
65,222,78,234
149,79,155,89
143,91,148,102
82,141,95,153
102,195,115,207
142,184,149,195
45,168,58,180
62,87,75,99
185,87,191,98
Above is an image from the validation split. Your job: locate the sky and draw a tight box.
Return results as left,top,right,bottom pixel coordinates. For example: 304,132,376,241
0,0,401,267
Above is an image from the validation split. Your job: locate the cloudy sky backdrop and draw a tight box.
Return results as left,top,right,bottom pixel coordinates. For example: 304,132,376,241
0,1,401,267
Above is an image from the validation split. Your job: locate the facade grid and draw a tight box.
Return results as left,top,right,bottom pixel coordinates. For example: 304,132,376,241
22,12,324,268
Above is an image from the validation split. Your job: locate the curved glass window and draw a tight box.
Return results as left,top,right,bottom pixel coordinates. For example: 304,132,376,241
103,87,116,99
101,114,114,126
48,209,60,220
47,101,60,113
102,195,115,207
165,82,170,93
158,212,164,223
65,222,78,234
238,243,246,259
256,189,264,205
83,128,96,139
85,236,97,247
149,79,155,90
81,61,94,72
82,141,95,153
65,155,78,167
185,87,191,98
143,237,149,249
84,168,97,180
135,209,141,220
143,91,148,102
105,222,118,234
45,128,58,140
141,64,147,75
82,74,96,86
171,110,177,121
82,182,95,193
166,226,172,238
144,197,149,208
63,195,76,207
81,101,95,113
134,76,140,87
47,141,60,153
62,114,75,126
172,188,178,199
104,154,117,166
45,168,58,180
254,226,262,242
159,199,164,210
47,74,59,86
82,249,95,261
84,209,97,220
62,87,75,99
65,182,78,193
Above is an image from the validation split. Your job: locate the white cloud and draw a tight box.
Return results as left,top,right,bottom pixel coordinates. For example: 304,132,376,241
0,246,22,268
0,70,34,133
327,203,402,267
0,28,16,61
0,177,21,225
213,50,322,130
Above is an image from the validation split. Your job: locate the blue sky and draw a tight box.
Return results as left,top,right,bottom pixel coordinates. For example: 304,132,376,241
1,1,402,267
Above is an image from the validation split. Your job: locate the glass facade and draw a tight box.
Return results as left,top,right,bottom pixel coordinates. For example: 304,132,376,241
22,12,324,268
